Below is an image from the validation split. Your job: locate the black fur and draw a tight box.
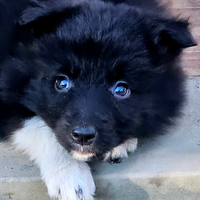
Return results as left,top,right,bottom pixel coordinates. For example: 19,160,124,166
0,0,196,158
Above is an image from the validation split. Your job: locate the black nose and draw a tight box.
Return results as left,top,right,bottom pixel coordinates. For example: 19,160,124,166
71,127,96,145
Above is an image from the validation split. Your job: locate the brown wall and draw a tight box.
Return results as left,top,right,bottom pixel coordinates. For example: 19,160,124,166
167,0,200,75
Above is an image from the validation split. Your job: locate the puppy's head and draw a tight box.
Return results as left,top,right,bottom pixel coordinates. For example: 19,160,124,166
0,0,196,161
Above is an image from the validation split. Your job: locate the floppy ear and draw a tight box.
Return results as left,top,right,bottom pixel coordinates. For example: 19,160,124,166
156,19,196,47
148,18,196,63
17,0,82,37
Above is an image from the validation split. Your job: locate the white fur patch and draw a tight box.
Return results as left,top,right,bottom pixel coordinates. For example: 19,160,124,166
12,116,95,200
104,138,138,161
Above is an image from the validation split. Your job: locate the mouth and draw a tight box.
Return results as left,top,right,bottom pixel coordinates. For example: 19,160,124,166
70,143,95,161
71,150,95,161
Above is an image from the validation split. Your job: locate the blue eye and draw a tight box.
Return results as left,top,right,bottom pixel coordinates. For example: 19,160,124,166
113,82,131,98
55,76,70,91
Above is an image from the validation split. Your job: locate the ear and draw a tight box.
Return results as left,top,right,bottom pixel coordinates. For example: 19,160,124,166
17,0,82,37
157,19,196,48
146,18,196,64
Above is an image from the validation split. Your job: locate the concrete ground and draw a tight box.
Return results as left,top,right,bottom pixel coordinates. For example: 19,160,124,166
0,77,200,200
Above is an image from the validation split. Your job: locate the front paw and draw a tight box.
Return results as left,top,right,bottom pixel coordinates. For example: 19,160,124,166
44,161,95,200
104,138,138,164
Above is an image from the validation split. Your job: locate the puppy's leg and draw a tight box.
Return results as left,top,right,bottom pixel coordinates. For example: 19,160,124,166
12,116,95,200
104,138,138,163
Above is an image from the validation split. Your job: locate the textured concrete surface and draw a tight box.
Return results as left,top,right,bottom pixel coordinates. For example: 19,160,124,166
0,77,200,200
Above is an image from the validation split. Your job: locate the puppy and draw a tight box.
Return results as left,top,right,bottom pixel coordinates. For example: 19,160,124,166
0,0,196,199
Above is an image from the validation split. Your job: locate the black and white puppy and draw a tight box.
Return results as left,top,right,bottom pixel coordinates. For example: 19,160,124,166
0,0,196,199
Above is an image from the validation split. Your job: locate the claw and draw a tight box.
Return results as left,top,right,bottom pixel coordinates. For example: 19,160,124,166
109,157,121,164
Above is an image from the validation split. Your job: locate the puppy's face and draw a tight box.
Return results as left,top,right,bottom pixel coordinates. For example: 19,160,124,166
1,1,195,161
18,35,150,160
